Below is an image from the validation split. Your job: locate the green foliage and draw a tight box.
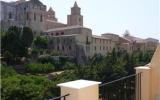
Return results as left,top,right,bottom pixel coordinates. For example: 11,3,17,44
26,63,55,73
1,64,55,100
21,27,34,47
1,64,18,78
1,48,154,100
1,75,53,100
1,26,34,64
50,50,62,56
63,62,76,69
33,36,48,49
38,55,53,64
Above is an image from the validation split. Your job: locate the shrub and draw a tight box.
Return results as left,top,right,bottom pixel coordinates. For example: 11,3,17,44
63,62,76,69
1,64,17,78
26,63,55,73
38,55,53,64
1,75,53,100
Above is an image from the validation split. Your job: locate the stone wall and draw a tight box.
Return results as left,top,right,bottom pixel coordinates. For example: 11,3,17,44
46,35,87,64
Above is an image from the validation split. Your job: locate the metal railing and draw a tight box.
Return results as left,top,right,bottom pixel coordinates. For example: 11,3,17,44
99,73,141,100
49,94,70,100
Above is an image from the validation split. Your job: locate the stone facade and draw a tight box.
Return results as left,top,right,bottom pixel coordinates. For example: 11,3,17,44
1,0,159,62
67,2,83,26
102,32,159,53
0,0,47,33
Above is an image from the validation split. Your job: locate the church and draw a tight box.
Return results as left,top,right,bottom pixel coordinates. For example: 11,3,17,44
0,0,159,63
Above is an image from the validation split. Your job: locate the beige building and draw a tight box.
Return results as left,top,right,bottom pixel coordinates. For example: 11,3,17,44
1,0,159,62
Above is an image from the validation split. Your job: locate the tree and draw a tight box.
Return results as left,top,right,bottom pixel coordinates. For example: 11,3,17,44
1,26,34,64
33,36,48,49
1,26,26,57
1,64,54,100
21,27,33,47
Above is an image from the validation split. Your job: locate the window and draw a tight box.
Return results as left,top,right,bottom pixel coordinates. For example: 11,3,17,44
61,32,64,35
24,7,26,10
8,12,12,19
69,46,71,50
40,14,43,22
79,18,81,22
86,36,89,44
103,46,105,50
100,46,101,50
95,46,96,50
57,46,59,50
34,13,36,21
56,32,59,36
27,12,29,20
106,47,108,50
62,46,64,50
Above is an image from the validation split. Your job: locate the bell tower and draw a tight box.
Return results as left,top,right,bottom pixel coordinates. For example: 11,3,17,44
67,2,83,26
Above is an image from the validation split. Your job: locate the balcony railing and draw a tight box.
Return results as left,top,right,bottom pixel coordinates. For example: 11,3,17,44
49,94,70,100
99,73,141,100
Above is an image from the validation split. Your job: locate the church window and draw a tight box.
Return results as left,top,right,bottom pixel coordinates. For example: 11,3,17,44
79,18,81,22
61,32,64,35
86,36,89,43
56,32,59,36
57,46,59,50
34,13,36,21
8,12,12,19
69,46,71,50
27,12,29,20
40,14,43,22
62,46,64,50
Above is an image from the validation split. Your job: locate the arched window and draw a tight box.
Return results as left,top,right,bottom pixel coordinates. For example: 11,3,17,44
61,32,64,35
40,14,43,22
62,46,64,50
69,46,71,50
8,12,12,19
56,32,59,36
79,18,81,22
27,12,29,20
34,13,36,21
57,46,59,50
95,46,96,50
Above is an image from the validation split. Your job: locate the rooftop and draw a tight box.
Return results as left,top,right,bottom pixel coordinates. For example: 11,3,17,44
45,25,89,32
92,35,110,40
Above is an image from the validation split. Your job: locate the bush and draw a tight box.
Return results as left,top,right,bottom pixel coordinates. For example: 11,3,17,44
26,63,55,73
38,55,53,64
1,64,17,78
1,64,58,100
1,75,53,100
63,62,76,69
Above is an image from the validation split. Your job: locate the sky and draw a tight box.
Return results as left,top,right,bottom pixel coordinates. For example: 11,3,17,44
3,0,160,40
